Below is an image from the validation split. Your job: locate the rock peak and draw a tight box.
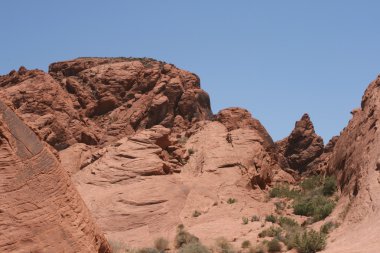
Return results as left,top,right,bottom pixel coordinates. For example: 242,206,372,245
276,113,324,173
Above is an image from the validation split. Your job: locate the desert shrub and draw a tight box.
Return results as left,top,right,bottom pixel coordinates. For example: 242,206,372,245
179,242,210,253
193,210,201,217
267,239,282,252
188,148,195,155
322,176,337,196
137,248,159,253
278,216,299,228
300,176,322,191
265,214,277,223
242,217,249,225
294,229,326,253
251,215,260,222
241,240,251,248
215,237,235,253
175,225,199,248
320,221,335,234
227,198,237,204
293,195,335,221
269,184,300,199
258,226,282,238
154,237,169,252
275,201,286,213
109,240,129,253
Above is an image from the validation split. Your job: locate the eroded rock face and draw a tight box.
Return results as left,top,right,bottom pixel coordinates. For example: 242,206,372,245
0,58,213,150
0,101,110,253
49,57,213,144
317,76,380,253
71,120,293,248
277,113,324,173
0,67,100,150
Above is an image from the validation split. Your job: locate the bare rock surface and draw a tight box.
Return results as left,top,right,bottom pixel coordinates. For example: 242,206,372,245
277,113,324,173
71,120,293,248
0,101,110,253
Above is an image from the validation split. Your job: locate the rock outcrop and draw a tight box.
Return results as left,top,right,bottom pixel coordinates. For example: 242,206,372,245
277,113,324,173
0,58,213,150
0,101,110,253
318,76,380,253
71,120,293,247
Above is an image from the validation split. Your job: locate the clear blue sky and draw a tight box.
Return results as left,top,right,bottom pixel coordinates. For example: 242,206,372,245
1,1,379,142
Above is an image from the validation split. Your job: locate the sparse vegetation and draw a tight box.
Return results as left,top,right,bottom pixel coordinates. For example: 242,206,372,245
241,240,251,248
249,246,265,253
258,226,282,238
215,237,235,253
242,216,249,225
175,225,199,248
322,177,337,196
293,229,327,253
275,201,286,213
192,210,201,217
320,221,336,234
137,248,159,253
179,242,210,253
278,216,299,228
251,215,260,222
270,176,338,223
267,239,282,252
188,148,195,155
154,237,169,252
293,195,335,222
265,214,277,223
227,198,237,204
269,184,300,199
109,240,130,253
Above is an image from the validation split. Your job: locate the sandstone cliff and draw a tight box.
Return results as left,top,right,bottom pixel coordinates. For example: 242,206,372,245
0,101,110,252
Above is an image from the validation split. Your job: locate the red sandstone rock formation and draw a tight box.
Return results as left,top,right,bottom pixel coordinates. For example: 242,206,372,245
0,101,110,253
277,113,324,173
320,76,380,252
0,58,212,150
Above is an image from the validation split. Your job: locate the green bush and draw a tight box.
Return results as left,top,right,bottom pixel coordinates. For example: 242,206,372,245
258,226,282,238
179,242,210,253
175,225,199,248
322,177,337,196
241,240,251,248
278,216,299,228
215,237,235,253
265,214,277,223
320,221,335,234
267,239,282,252
293,195,335,221
269,185,300,199
154,237,169,252
227,198,237,204
300,176,322,191
294,230,326,253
